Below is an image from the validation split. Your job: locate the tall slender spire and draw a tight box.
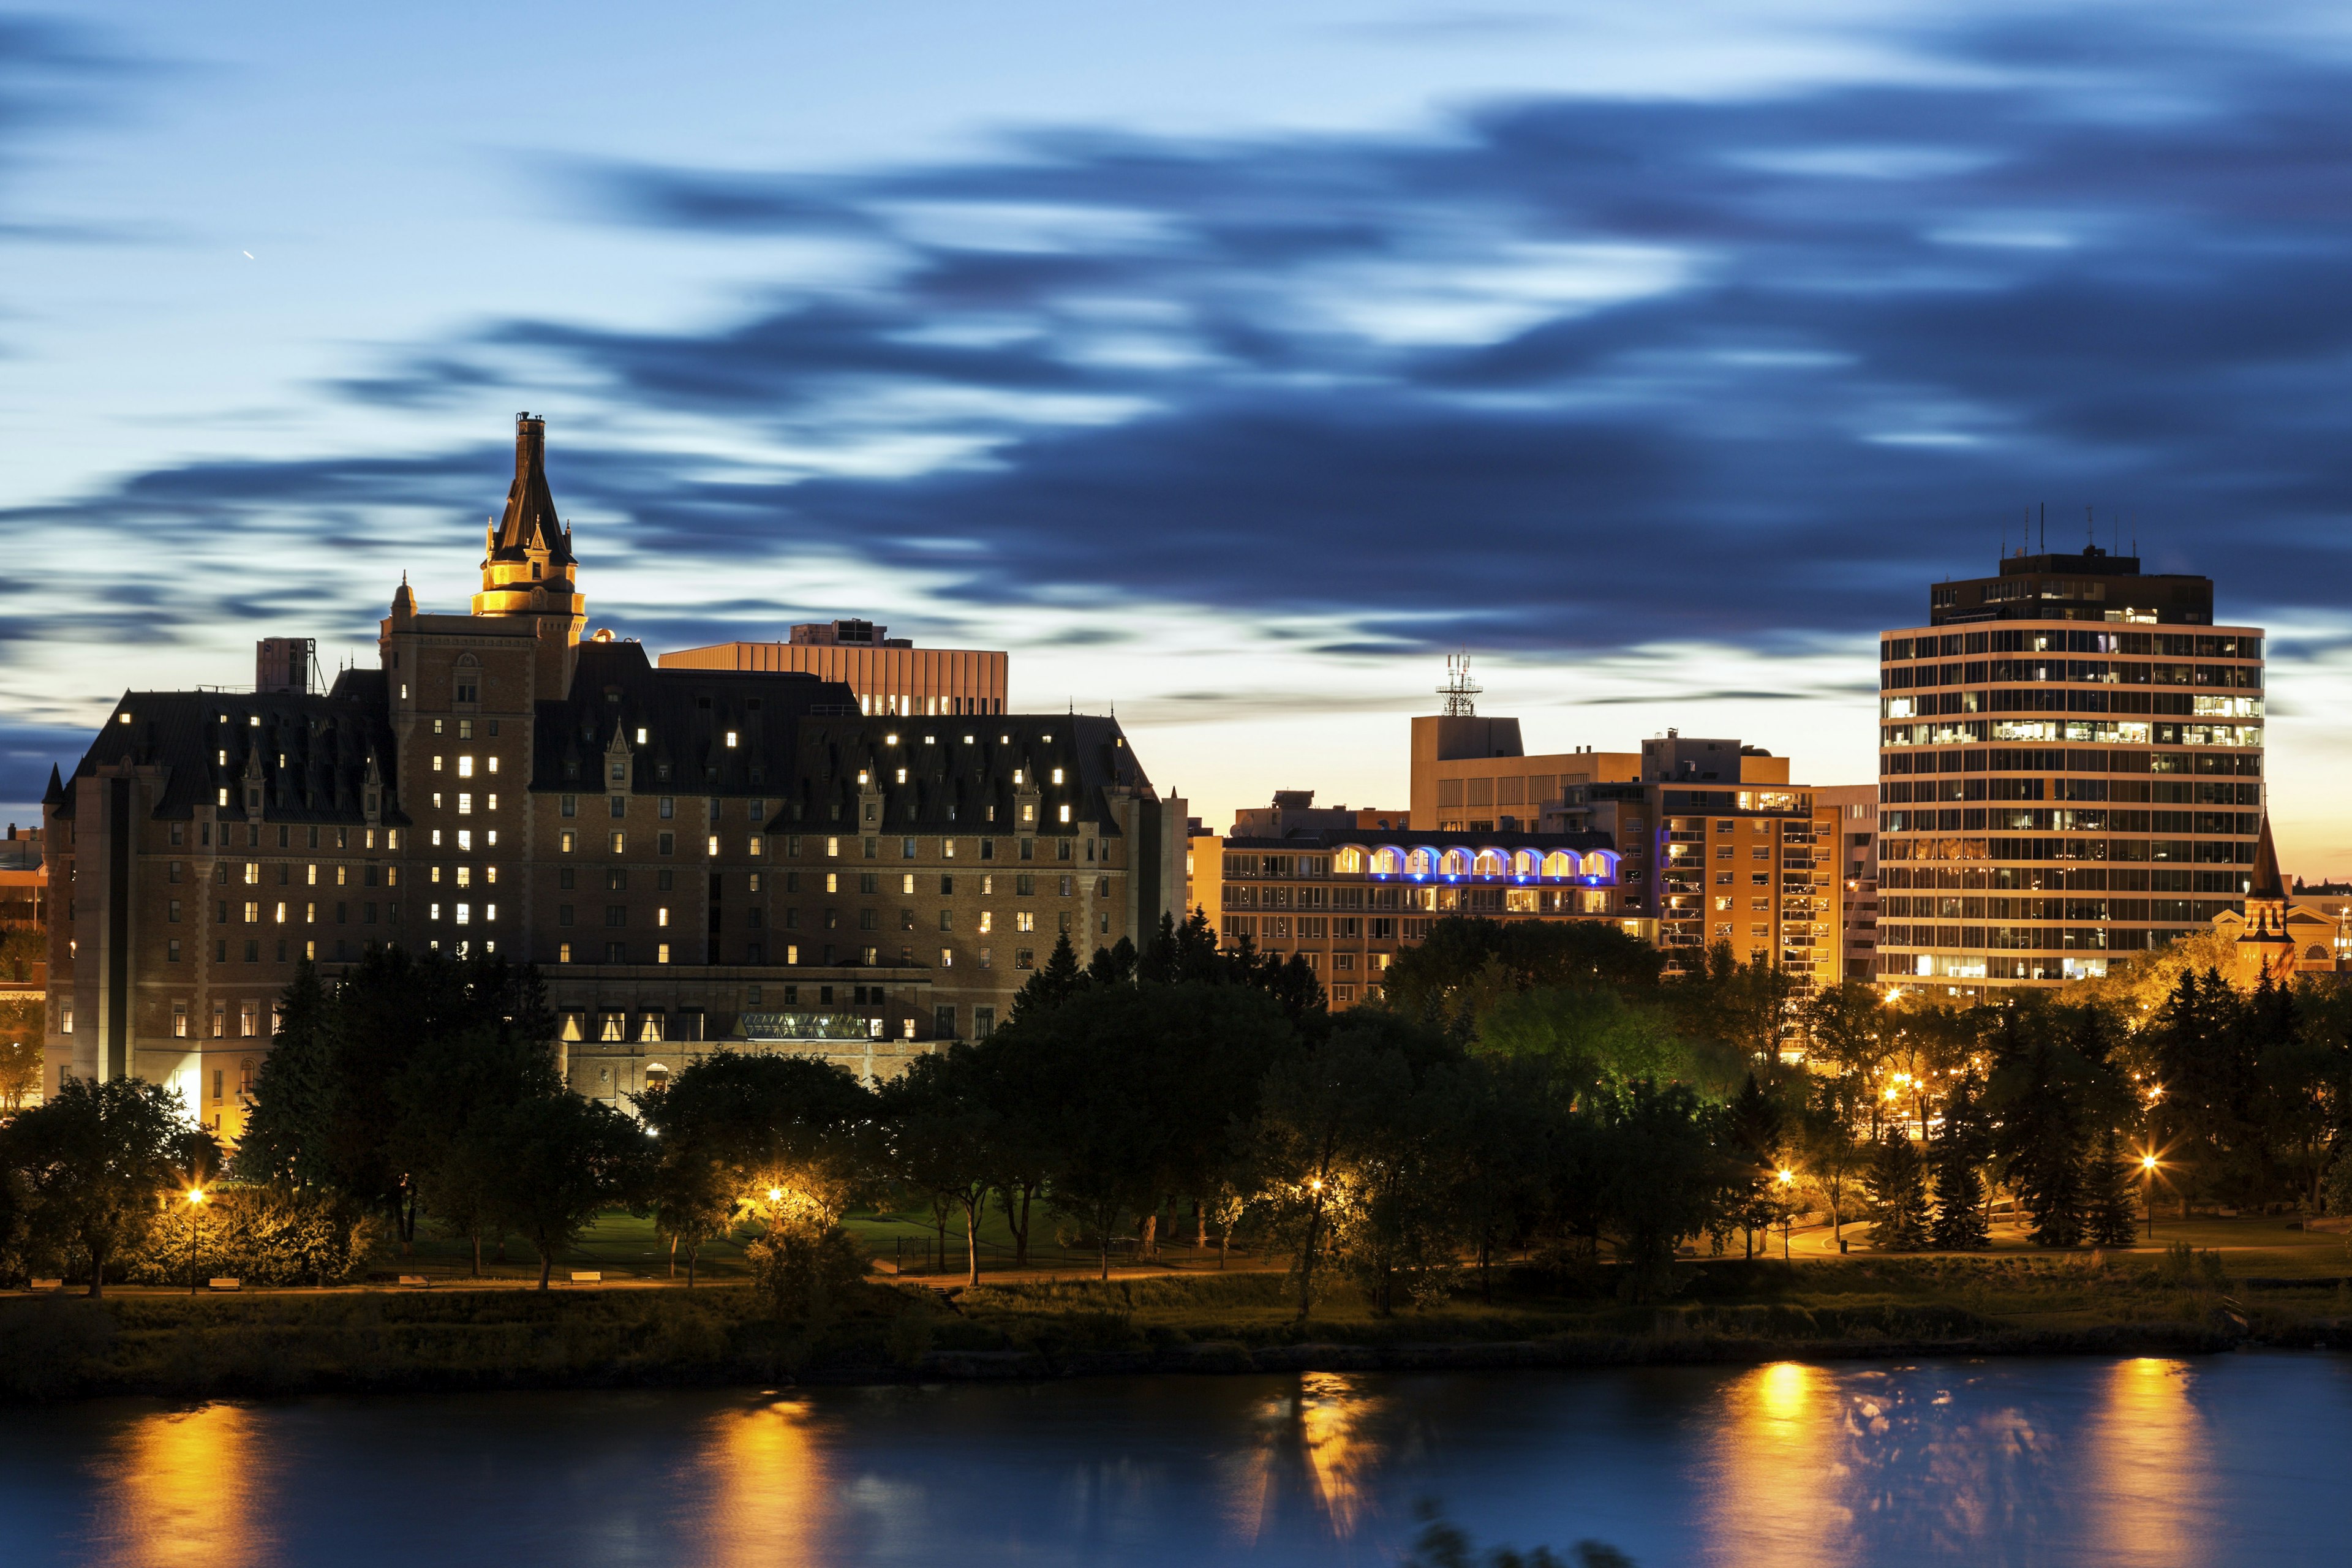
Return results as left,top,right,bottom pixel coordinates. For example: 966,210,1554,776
491,412,573,565
2248,814,2285,903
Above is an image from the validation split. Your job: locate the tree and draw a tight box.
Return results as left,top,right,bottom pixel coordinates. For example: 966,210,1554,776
2082,1128,2142,1247
7,1075,190,1295
0,994,42,1110
1722,1073,1790,1258
1866,1135,1929,1251
1928,1074,1991,1251
1793,1078,1868,1248
1433,1053,1559,1300
1988,1008,2112,1248
1253,1023,1411,1318
486,1094,649,1289
1381,918,1664,1035
878,1047,1000,1285
415,1123,508,1277
1590,1080,1735,1299
1011,931,1086,1022
636,1050,873,1233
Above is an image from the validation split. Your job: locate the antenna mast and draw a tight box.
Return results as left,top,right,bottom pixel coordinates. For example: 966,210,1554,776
1438,651,1482,718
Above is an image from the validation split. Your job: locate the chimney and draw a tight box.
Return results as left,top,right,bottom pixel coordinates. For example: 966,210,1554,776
257,637,314,695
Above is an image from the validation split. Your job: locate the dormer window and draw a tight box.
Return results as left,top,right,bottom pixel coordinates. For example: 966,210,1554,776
531,561,543,579
564,760,580,780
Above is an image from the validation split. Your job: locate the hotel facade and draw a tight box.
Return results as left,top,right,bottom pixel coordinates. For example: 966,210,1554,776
1875,546,2264,997
41,417,1186,1132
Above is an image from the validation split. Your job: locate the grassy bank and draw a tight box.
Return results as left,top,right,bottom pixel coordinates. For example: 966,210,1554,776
8,1236,2352,1403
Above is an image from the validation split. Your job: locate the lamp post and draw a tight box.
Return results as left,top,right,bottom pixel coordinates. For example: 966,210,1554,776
2139,1154,2159,1240
1776,1168,1796,1259
184,1188,207,1295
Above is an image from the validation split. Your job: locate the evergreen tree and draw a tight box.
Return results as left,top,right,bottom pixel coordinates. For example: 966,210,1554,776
1929,1073,1991,1251
1992,1031,2090,1248
2082,1126,2141,1247
1867,1134,1929,1251
1011,932,1086,1021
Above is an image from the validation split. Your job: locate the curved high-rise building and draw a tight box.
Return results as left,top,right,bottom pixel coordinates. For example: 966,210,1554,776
1875,545,2264,998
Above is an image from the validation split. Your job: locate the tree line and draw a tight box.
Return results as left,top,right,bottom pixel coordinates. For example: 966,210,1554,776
6,914,2350,1301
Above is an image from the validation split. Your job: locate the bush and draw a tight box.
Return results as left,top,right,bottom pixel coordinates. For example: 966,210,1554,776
119,1185,379,1287
744,1224,870,1328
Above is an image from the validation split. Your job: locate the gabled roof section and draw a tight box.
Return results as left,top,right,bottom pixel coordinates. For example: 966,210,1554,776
528,644,1155,837
60,685,405,824
492,412,573,565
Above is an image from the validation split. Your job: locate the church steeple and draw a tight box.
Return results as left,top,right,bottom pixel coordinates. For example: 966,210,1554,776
472,412,586,647
2236,813,2294,987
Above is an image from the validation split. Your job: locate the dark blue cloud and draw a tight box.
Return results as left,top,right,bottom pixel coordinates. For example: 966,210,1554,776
14,9,2352,682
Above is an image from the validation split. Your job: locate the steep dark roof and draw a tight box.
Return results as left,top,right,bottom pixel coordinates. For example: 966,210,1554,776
2249,815,2286,902
528,641,1154,835
57,685,404,824
491,413,573,567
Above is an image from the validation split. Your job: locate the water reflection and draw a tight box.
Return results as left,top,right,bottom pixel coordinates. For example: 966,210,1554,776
1222,1372,1387,1547
684,1398,831,1568
1698,1360,1856,1568
2083,1358,2210,1568
88,1403,273,1568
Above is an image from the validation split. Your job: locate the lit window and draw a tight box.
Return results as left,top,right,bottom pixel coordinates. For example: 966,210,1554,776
1052,768,1063,785
458,793,472,815
707,835,720,857
611,832,626,853
657,907,671,927
458,756,473,777
657,943,671,964
725,731,739,748
455,903,470,925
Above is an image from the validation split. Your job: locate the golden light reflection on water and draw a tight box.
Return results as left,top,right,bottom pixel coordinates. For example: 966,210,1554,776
91,1403,272,1568
2083,1358,2211,1568
1697,1361,1858,1568
1220,1371,1385,1547
687,1398,832,1568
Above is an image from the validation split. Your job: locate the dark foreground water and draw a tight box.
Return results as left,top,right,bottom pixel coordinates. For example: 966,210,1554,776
5,1355,2350,1567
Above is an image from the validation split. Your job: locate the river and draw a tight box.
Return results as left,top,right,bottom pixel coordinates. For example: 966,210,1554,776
5,1354,2348,1566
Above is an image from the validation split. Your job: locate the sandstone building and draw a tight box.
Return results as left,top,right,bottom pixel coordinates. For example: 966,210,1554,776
42,416,1185,1133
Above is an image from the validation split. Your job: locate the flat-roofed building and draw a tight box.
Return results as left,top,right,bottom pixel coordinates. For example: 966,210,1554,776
1876,545,2264,998
1815,784,1879,986
1200,802,1631,1008
660,619,1007,718
1414,716,1837,985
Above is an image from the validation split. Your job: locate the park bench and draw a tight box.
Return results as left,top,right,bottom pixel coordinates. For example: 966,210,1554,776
208,1278,242,1291
397,1275,430,1287
569,1272,602,1284
29,1278,62,1291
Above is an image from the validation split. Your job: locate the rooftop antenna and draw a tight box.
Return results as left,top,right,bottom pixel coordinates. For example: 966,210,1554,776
1438,650,1481,718
2039,502,2045,554
2086,504,2094,550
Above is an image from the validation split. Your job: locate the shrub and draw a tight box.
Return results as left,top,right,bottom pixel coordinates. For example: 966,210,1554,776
119,1185,379,1287
744,1224,869,1329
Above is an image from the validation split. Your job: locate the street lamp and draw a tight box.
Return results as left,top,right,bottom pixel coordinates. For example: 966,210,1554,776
184,1188,207,1295
2139,1153,2160,1239
1776,1168,1796,1260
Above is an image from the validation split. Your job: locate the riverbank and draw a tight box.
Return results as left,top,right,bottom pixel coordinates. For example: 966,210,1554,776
8,1244,2352,1403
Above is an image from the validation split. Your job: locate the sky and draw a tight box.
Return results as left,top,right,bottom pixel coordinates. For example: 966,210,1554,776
5,1,2352,871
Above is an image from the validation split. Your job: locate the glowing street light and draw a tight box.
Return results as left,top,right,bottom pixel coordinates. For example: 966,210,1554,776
2138,1152,2162,1240
185,1188,207,1296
